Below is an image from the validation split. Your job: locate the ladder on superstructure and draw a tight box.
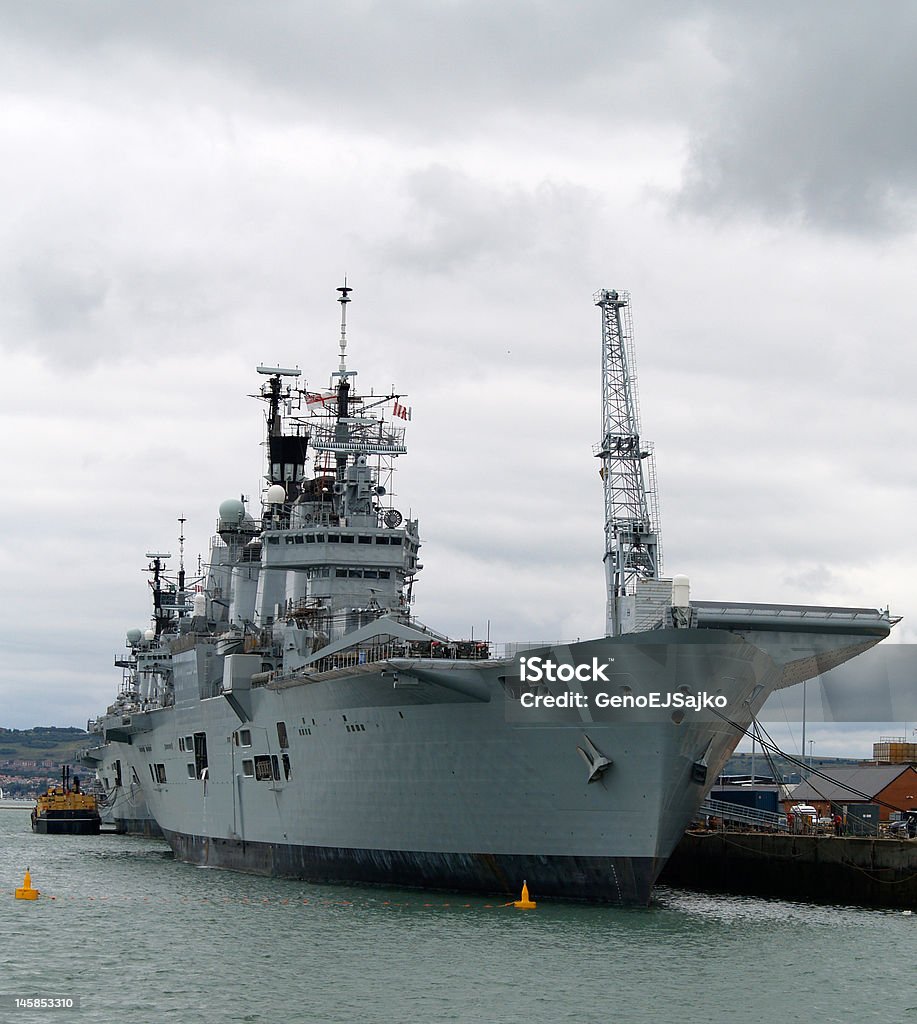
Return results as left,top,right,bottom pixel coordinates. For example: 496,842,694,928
594,289,662,636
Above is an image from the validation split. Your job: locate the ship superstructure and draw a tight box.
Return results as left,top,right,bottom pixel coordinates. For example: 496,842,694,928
86,286,895,903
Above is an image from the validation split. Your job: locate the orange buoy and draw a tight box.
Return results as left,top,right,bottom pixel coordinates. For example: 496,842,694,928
15,868,40,901
512,881,536,909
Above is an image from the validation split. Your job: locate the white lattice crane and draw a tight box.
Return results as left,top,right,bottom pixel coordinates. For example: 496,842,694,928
594,289,662,636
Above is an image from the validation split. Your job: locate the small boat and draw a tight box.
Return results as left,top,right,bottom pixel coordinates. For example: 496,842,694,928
31,766,101,835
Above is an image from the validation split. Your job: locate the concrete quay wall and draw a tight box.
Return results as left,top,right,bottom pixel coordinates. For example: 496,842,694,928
659,831,917,908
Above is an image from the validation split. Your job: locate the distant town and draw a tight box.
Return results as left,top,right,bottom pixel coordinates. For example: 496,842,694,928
0,727,91,799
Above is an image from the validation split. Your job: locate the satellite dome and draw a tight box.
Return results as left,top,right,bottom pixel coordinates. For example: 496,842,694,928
126,628,143,644
265,484,286,505
218,498,245,522
143,628,156,642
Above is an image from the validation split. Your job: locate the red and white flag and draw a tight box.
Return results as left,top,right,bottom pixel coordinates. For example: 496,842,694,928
392,400,412,421
306,391,335,408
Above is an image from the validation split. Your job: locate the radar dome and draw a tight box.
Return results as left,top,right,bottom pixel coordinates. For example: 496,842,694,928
265,484,286,505
143,628,156,642
126,628,143,644
218,498,245,522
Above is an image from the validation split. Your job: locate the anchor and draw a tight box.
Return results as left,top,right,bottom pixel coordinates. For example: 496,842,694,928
577,733,613,783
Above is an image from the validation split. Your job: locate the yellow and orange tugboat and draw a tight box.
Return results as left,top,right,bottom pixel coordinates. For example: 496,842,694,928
31,766,101,835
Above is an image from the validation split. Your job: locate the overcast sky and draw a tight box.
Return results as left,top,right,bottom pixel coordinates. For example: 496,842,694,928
1,2,915,758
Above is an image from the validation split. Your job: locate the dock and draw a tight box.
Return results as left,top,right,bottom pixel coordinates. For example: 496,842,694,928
660,830,917,908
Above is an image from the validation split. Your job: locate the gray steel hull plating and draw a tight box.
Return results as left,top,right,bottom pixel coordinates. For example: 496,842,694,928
104,626,888,904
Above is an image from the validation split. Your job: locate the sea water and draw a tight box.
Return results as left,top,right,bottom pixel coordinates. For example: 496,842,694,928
1,809,912,1023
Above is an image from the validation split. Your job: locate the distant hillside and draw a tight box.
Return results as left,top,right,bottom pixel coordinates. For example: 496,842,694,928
0,726,91,762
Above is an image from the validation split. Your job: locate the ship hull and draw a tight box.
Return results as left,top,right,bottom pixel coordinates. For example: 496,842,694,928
31,810,101,835
80,741,163,837
164,829,661,903
100,622,890,904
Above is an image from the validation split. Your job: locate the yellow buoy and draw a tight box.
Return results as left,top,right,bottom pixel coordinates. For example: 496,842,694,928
15,868,40,901
512,881,536,910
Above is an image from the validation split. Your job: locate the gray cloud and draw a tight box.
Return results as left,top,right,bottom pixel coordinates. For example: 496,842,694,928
0,2,713,132
382,165,601,272
677,3,917,234
0,0,915,735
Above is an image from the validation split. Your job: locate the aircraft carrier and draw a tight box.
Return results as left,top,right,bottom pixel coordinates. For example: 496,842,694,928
87,286,894,903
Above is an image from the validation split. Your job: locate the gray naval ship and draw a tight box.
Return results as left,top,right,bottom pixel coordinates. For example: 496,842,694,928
89,286,894,903
83,633,164,837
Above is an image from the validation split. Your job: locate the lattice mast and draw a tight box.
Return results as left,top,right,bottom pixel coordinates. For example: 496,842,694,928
594,289,661,636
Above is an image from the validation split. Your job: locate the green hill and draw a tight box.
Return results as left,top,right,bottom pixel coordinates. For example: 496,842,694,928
0,726,91,762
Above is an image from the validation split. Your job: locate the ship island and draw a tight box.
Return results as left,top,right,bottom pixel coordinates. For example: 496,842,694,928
81,286,894,904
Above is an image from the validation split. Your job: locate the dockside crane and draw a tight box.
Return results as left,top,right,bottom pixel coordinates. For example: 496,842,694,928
594,289,662,636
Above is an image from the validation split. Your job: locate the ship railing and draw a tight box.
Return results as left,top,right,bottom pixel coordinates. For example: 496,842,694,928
310,641,403,675
699,796,788,832
693,601,890,622
266,636,495,683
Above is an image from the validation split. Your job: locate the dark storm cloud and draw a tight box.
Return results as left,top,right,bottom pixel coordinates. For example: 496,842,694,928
677,3,917,234
4,3,913,237
0,1,712,130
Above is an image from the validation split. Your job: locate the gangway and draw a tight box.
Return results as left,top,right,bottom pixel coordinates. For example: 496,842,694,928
699,796,788,831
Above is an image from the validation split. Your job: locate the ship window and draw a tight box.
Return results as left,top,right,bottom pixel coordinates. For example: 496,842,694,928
184,735,193,751
271,755,280,781
154,763,167,784
131,767,140,785
178,737,184,752
358,535,373,544
193,732,208,778
285,535,295,544
364,570,378,579
148,764,155,781
272,463,281,479
276,721,289,749
348,569,362,578
242,759,254,778
233,733,239,746
340,535,354,544
282,753,291,780
254,755,273,782
315,534,326,543
186,763,196,778
379,571,390,579
376,536,389,545
267,536,280,545
320,567,330,577
239,729,252,746
335,569,347,578
328,534,340,543
305,534,315,543
294,535,304,544
389,537,403,546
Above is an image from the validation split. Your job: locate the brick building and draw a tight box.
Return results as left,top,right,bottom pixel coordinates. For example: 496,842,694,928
786,764,917,822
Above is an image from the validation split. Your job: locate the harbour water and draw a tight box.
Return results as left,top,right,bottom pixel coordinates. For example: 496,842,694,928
1,808,912,1023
